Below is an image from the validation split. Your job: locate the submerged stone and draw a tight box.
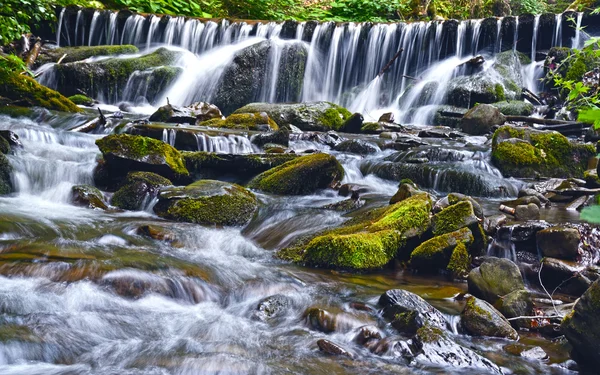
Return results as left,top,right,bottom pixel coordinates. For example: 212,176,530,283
71,184,107,210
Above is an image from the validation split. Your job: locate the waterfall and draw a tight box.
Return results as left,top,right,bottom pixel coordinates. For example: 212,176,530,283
572,12,584,49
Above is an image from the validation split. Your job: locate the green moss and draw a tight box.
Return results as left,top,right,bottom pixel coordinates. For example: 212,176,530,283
417,324,445,343
0,136,9,155
71,184,107,210
491,100,534,116
0,154,13,195
95,134,189,178
566,56,589,81
465,295,493,320
360,122,380,133
111,172,172,210
447,242,471,278
494,84,506,102
316,103,352,131
201,113,278,130
369,193,432,236
0,324,38,343
0,69,81,113
432,201,475,236
248,153,344,195
38,45,139,65
68,94,94,106
0,105,37,118
303,229,403,270
409,227,474,271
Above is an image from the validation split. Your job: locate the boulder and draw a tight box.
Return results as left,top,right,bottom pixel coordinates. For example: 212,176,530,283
251,128,290,147
333,139,378,155
149,102,222,124
461,104,506,135
491,125,595,179
339,113,364,133
431,201,479,236
561,279,600,367
536,226,581,260
0,130,21,149
514,203,540,221
95,134,189,181
447,193,485,220
0,154,13,195
378,112,395,123
36,45,139,66
154,180,257,226
71,185,107,210
389,181,421,204
254,294,291,322
461,296,518,339
111,172,172,211
491,100,534,116
379,289,448,335
494,289,534,329
467,257,525,304
305,307,337,333
317,339,354,358
248,153,344,195
540,257,592,296
201,112,278,131
447,242,472,278
68,94,94,106
183,152,297,179
233,102,352,132
409,227,474,272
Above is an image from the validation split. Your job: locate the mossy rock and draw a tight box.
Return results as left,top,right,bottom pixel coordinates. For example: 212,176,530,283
154,179,257,226
491,125,595,179
447,242,471,278
111,172,172,211
36,45,139,66
467,257,525,304
233,102,352,131
490,100,534,116
432,201,479,237
248,153,344,195
71,184,107,210
182,151,297,179
0,68,81,113
68,94,94,106
0,154,13,195
96,134,189,181
0,324,39,343
379,289,448,335
409,227,474,272
461,296,518,340
494,290,534,329
201,112,278,131
0,136,10,155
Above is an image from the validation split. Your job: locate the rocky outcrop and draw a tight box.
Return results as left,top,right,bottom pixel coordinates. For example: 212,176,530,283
36,45,139,66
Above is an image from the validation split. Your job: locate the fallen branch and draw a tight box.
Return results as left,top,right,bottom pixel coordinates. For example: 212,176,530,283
56,53,67,65
69,108,106,133
507,315,561,321
378,48,404,77
25,37,42,70
522,87,543,106
539,262,561,317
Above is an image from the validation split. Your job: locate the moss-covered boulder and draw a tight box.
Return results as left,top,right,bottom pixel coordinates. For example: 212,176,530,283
154,180,257,226
251,128,289,147
494,290,534,329
431,201,479,236
461,296,518,340
95,134,189,181
379,289,448,335
447,242,471,278
248,153,344,195
149,102,222,124
0,154,13,195
409,227,474,272
201,112,278,131
36,45,139,66
233,102,352,132
467,257,525,304
51,47,181,103
491,100,534,116
491,125,595,178
389,180,421,204
0,68,81,113
561,279,600,367
183,152,298,179
71,185,107,210
111,172,172,211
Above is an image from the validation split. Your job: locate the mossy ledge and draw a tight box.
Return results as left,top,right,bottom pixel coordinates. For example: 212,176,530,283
37,45,139,66
200,113,278,131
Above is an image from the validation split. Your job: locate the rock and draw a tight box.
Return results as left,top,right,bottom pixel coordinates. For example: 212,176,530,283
0,137,9,155
409,227,474,272
354,325,383,345
491,100,534,116
484,214,507,235
360,122,385,134
36,45,139,66
51,48,181,103
251,128,290,147
495,221,551,253
333,139,378,155
432,201,479,236
378,113,395,123
461,296,518,339
519,188,550,204
0,66,81,113
136,224,179,244
248,153,344,195
317,339,354,358
514,203,540,221
536,227,581,260
201,112,278,131
520,347,548,360
183,152,297,179
461,104,506,135
111,172,172,210
540,257,591,296
95,134,189,181
492,125,595,179
494,290,534,329
71,185,107,210
446,73,517,108
213,41,308,115
154,180,257,226
339,113,364,133
447,193,485,220
411,324,502,374
290,131,344,148
68,94,94,106
389,181,421,204
447,242,472,278
149,102,222,124
0,130,21,149
503,195,542,208
305,308,337,333
561,279,600,367
467,257,525,304
0,154,13,195
254,294,291,322
321,197,364,212
338,183,369,197
379,289,448,335
233,102,352,132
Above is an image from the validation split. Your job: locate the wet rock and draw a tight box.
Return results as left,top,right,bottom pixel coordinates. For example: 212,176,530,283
321,197,364,212
468,257,525,304
248,153,344,195
71,184,108,210
417,129,461,139
111,172,172,211
333,139,378,155
410,227,474,272
354,325,383,346
484,214,507,236
36,45,139,66
380,137,428,151
251,127,290,147
95,134,189,182
360,122,385,134
340,113,364,133
389,181,421,204
514,203,540,221
68,94,94,106
494,290,534,329
561,279,600,367
379,289,448,335
503,195,542,208
182,152,297,179
491,100,534,116
521,346,548,360
305,308,337,333
537,227,581,260
461,104,506,135
201,112,278,131
0,154,13,195
254,294,291,322
154,180,257,226
411,324,502,374
432,201,479,236
518,188,549,204
289,131,344,148
136,224,179,244
338,183,369,197
233,101,352,132
0,136,9,155
461,296,518,340
317,339,354,358
447,193,485,220
540,257,592,296
496,221,551,253
378,113,395,123
0,130,21,149
491,125,595,179
149,102,222,124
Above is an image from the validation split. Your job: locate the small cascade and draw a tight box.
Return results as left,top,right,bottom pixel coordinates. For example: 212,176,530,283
487,226,517,262
194,133,256,154
572,12,584,49
553,13,563,47
162,128,177,147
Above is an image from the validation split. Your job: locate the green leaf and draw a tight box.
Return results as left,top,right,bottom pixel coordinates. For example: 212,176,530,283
578,108,600,129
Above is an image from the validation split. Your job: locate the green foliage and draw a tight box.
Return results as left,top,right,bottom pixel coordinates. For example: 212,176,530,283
0,0,55,44
111,0,224,18
510,0,547,14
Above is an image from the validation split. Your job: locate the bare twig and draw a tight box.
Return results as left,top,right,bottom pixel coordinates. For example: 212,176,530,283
507,315,560,321
378,48,404,77
539,262,561,316
56,53,67,65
